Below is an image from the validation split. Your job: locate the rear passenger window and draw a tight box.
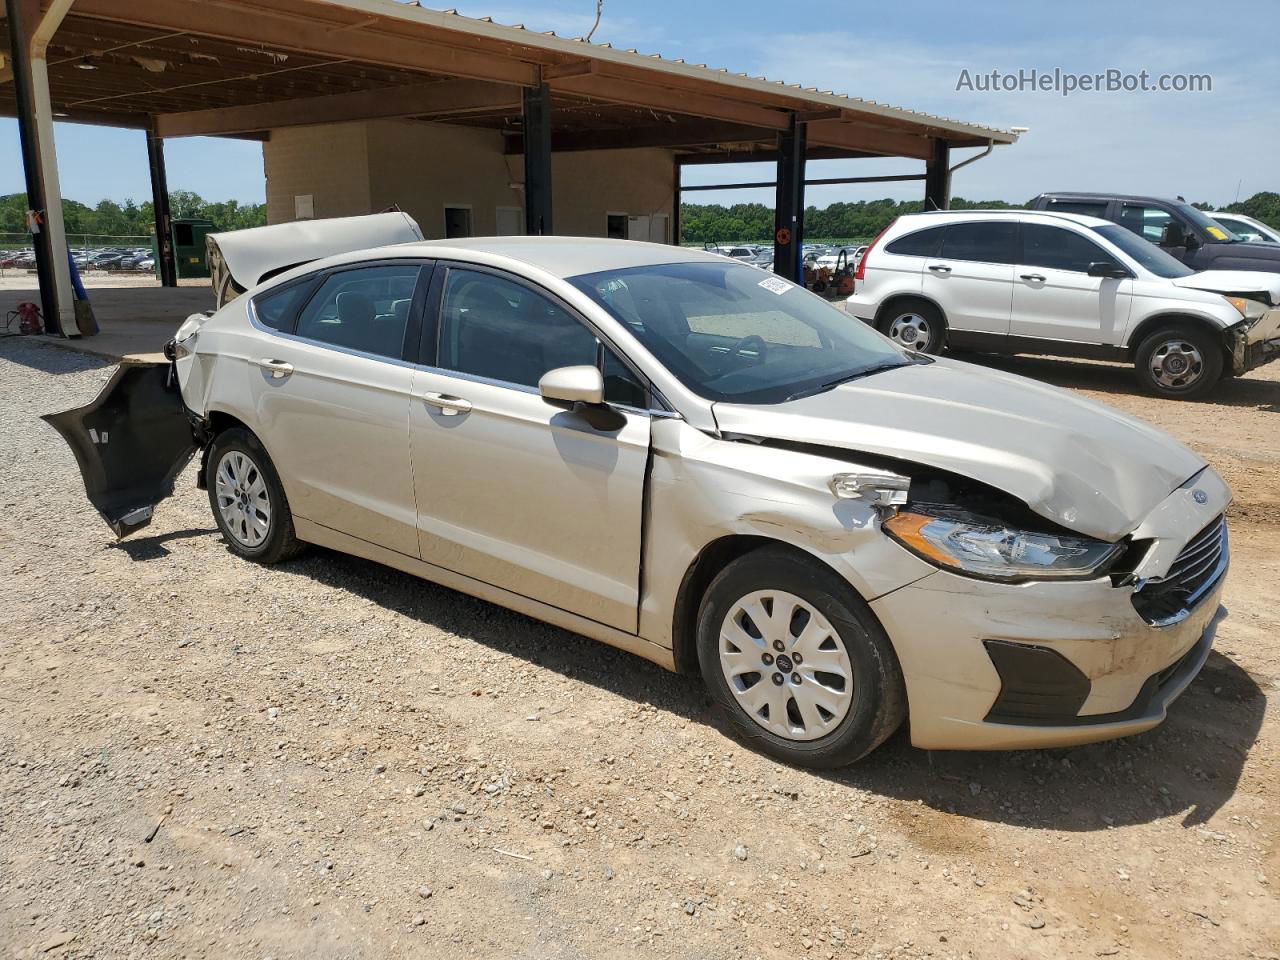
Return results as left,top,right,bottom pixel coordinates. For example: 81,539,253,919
252,280,314,332
940,221,1017,264
1046,199,1110,218
1022,224,1118,273
295,264,421,359
885,226,945,258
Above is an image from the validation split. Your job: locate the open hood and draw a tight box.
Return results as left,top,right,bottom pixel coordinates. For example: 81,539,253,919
1170,270,1280,306
711,357,1206,542
207,211,423,306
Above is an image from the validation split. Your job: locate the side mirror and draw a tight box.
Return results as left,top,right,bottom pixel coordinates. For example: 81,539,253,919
1087,261,1130,279
1159,221,1187,248
539,365,604,407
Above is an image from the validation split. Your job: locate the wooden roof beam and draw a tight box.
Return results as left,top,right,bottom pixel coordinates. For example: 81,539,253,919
547,71,791,131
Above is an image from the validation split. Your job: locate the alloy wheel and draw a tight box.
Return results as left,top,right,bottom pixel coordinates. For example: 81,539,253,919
1149,339,1205,389
717,590,854,741
887,312,930,350
214,450,272,548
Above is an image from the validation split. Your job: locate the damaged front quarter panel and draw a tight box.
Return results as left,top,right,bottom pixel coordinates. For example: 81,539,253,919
42,360,201,539
635,418,938,649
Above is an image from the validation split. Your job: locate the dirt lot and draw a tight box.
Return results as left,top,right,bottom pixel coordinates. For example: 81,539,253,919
1,335,1276,960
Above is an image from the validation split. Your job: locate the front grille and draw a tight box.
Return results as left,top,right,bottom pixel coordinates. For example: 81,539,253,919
1131,516,1228,626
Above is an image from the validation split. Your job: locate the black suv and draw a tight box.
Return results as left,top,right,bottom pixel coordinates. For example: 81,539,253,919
1030,192,1280,274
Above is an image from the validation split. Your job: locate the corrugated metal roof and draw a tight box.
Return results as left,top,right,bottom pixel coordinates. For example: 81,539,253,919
318,0,1018,145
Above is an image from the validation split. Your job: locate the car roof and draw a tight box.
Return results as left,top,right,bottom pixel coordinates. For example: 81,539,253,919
1037,191,1187,206
356,236,728,279
899,209,1114,228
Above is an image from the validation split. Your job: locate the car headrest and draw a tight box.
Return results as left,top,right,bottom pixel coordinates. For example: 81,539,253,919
336,291,375,326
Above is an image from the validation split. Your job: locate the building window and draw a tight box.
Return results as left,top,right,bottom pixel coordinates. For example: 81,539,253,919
606,213,628,240
444,206,473,239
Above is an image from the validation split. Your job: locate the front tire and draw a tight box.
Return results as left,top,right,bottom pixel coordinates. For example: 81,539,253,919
696,547,907,768
206,428,302,564
1133,325,1224,400
877,298,945,354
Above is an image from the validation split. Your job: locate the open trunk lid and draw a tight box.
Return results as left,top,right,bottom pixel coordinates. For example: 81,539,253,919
207,211,423,307
43,361,197,538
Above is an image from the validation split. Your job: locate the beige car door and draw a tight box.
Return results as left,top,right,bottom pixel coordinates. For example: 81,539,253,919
409,264,652,633
246,261,427,557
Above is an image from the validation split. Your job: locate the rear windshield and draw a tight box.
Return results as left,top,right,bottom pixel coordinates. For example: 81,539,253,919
1093,225,1195,278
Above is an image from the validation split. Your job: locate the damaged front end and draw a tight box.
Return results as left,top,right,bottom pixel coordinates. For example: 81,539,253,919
1224,303,1280,376
42,359,202,538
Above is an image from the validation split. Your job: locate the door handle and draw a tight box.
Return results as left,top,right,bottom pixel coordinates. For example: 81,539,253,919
1020,273,1046,282
422,392,473,416
258,358,294,379
927,264,951,273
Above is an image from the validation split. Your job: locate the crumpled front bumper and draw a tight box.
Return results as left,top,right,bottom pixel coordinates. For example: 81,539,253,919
1227,308,1280,375
869,470,1230,751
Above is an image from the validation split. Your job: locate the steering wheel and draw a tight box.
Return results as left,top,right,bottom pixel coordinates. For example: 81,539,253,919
730,334,768,364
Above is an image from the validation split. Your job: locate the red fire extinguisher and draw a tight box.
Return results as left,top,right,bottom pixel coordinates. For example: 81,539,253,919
12,301,43,335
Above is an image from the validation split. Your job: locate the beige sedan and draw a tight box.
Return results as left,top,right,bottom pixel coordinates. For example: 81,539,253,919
48,232,1229,767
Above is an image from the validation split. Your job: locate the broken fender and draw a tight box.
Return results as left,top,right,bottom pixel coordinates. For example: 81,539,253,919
43,361,197,539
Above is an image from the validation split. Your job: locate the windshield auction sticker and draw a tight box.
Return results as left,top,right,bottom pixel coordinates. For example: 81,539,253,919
758,276,792,295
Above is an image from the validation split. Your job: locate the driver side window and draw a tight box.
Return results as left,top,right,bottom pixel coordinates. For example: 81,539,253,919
436,268,646,406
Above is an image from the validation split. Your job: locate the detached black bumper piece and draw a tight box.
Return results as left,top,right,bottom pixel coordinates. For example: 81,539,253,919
982,628,1212,727
42,361,196,539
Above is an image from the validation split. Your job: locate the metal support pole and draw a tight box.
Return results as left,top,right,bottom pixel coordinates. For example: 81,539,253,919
5,0,59,330
772,115,806,282
924,138,952,211
147,131,178,287
521,82,553,236
672,158,681,245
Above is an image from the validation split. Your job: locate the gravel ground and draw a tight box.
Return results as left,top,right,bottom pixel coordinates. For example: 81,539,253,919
1,334,1276,960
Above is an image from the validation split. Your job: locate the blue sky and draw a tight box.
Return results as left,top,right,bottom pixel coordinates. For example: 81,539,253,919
3,0,1277,208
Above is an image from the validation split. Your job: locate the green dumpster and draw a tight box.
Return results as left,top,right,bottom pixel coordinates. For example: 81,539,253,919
153,217,215,279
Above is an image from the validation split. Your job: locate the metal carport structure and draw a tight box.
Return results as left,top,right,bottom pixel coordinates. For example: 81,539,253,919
2,0,1018,336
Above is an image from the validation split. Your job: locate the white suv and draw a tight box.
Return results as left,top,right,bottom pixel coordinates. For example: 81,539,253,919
845,210,1280,399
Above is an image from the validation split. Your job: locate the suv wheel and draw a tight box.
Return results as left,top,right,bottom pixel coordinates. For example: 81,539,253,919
696,547,907,768
879,299,945,353
206,428,303,564
1134,325,1224,400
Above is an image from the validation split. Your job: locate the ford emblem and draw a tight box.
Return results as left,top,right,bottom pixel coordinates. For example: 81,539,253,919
1192,489,1208,504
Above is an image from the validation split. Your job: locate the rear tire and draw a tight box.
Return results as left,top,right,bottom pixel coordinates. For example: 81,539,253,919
696,547,906,768
205,428,303,564
1133,324,1224,400
877,298,946,354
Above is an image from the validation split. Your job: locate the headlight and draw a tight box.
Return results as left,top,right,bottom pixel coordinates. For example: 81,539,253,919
1224,296,1268,320
883,510,1123,580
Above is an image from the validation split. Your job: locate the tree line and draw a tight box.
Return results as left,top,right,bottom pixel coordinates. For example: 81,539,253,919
679,192,1280,244
4,188,1278,246
0,191,268,241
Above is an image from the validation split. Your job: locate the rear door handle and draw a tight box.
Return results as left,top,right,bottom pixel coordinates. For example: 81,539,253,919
257,358,294,379
927,264,951,273
422,392,473,416
1020,273,1046,282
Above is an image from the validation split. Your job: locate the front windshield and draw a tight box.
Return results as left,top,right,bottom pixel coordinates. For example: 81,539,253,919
1094,225,1195,279
1176,203,1242,243
569,260,911,404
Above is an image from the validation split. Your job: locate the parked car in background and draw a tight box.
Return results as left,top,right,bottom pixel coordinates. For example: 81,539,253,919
845,210,1280,398
48,228,1229,768
1031,192,1280,274
1210,212,1280,244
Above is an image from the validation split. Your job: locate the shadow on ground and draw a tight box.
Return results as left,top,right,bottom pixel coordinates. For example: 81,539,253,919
952,351,1280,413
276,542,1266,835
0,334,115,376
112,527,217,561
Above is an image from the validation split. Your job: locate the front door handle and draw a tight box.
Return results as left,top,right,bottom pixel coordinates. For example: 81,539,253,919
258,358,294,379
422,392,473,416
927,264,951,273
1019,273,1046,282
